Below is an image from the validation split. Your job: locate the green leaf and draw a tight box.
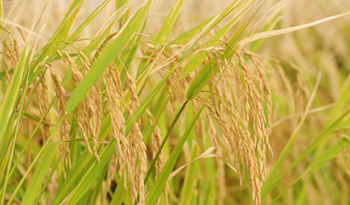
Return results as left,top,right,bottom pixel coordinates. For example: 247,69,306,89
61,2,128,86
145,106,204,205
88,165,108,205
116,0,130,26
136,0,186,78
63,140,116,205
29,0,112,85
187,9,350,102
7,98,56,179
0,69,13,80
0,45,27,142
144,101,189,185
304,138,350,177
110,181,127,205
34,157,61,205
262,106,350,196
185,0,261,99
0,113,15,165
28,0,84,75
50,0,84,44
171,17,213,45
5,114,67,205
262,73,322,196
65,0,153,112
185,58,217,100
154,0,188,44
23,112,55,127
269,138,350,203
142,87,168,144
53,150,95,204
179,143,199,205
180,52,207,78
179,0,242,62
21,143,59,204
52,61,167,204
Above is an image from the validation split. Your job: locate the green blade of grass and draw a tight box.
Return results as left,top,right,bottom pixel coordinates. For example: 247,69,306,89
144,101,189,185
53,149,95,204
180,0,254,78
303,138,350,179
136,0,187,78
49,0,84,44
154,0,188,44
28,0,113,85
269,137,350,204
120,18,147,83
145,106,204,205
61,2,130,86
22,112,55,126
171,17,213,45
186,11,350,101
7,97,56,180
34,156,61,205
28,0,84,80
6,114,67,205
262,106,350,196
88,165,108,205
110,180,127,205
65,0,152,112
21,143,59,204
141,87,168,144
179,143,199,205
181,1,255,78
52,64,168,204
63,140,116,205
1,47,33,205
116,0,130,27
314,68,350,163
0,69,48,166
179,0,244,61
0,69,13,80
0,45,27,143
0,113,15,168
261,72,322,195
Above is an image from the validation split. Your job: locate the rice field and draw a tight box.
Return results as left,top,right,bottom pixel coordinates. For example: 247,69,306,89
0,0,350,204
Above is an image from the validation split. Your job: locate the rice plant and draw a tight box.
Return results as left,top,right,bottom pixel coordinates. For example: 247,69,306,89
0,0,350,204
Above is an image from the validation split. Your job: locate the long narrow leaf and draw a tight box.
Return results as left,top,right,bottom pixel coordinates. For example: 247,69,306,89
65,0,152,112
21,143,59,204
0,45,27,141
145,106,204,205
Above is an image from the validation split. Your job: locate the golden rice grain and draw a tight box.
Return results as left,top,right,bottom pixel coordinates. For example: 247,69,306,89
48,64,72,177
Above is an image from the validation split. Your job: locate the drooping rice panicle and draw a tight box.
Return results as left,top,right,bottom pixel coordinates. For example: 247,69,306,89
1,1,350,205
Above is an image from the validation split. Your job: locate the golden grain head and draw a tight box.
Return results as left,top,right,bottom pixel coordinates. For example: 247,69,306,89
2,1,349,205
